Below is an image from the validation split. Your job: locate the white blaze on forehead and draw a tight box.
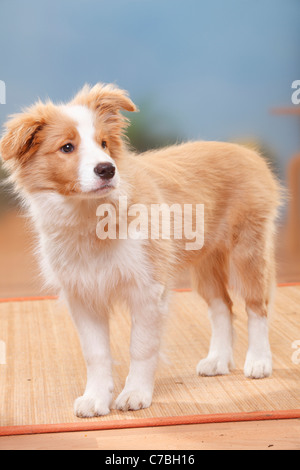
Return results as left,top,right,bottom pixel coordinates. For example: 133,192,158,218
60,104,115,192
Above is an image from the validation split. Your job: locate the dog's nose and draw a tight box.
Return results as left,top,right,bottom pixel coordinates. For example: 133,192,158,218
94,162,116,180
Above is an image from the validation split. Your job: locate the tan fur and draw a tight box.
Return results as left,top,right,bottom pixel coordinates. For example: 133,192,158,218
0,85,281,317
124,141,280,316
0,84,282,415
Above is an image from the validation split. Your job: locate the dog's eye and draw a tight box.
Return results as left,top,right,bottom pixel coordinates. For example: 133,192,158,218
60,143,74,154
101,140,107,149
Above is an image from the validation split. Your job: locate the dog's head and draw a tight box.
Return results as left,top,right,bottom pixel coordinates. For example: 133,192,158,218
0,83,136,198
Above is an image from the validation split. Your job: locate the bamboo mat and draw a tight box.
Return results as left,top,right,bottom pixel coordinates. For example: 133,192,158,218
0,286,300,436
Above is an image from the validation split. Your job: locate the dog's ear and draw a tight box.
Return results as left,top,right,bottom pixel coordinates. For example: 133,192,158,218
0,108,45,163
72,83,137,114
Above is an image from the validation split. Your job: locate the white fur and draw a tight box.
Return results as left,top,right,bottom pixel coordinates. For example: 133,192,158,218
244,308,272,379
114,283,169,411
61,105,120,193
197,298,235,376
27,190,165,416
19,107,273,417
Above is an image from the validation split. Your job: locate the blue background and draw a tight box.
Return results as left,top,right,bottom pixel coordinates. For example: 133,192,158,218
0,0,300,178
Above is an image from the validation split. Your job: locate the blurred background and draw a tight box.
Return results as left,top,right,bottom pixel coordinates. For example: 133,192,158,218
0,0,299,297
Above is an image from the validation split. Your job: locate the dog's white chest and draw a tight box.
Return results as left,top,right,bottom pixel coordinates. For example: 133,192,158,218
28,193,153,298
41,229,151,297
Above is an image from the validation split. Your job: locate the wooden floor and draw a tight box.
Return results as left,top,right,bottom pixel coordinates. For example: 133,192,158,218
0,210,299,450
1,419,300,450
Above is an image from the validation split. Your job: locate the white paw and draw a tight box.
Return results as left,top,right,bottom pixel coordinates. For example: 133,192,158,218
74,395,111,418
244,353,272,379
114,389,153,411
197,356,234,376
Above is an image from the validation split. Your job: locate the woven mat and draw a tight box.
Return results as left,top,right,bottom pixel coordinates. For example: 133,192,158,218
0,286,300,436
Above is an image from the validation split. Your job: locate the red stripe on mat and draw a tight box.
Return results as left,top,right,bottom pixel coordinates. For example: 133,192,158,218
0,295,58,303
1,410,300,437
174,282,300,291
277,282,300,287
0,283,299,303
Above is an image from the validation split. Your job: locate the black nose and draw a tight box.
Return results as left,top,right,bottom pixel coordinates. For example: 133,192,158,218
94,162,116,180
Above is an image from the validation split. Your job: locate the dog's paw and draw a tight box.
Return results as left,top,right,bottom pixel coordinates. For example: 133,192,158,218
114,389,153,411
244,353,272,379
196,356,233,377
74,395,111,418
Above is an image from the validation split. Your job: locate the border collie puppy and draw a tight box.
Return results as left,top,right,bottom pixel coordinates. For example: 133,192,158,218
0,83,281,417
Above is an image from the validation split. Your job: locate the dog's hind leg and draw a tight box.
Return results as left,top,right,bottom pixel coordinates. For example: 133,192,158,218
192,250,235,377
229,218,276,379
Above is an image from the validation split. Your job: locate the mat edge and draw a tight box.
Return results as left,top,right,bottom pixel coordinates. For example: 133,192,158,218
1,409,300,437
0,283,299,304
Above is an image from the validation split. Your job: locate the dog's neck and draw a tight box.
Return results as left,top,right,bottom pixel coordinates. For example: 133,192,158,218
26,189,126,233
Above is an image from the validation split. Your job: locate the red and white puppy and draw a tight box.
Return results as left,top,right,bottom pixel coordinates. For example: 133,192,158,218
0,84,281,417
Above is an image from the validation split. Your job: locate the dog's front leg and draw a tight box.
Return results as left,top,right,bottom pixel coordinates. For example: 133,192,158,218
115,286,168,411
66,296,113,417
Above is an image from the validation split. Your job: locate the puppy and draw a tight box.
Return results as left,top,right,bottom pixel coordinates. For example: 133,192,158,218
0,83,281,417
